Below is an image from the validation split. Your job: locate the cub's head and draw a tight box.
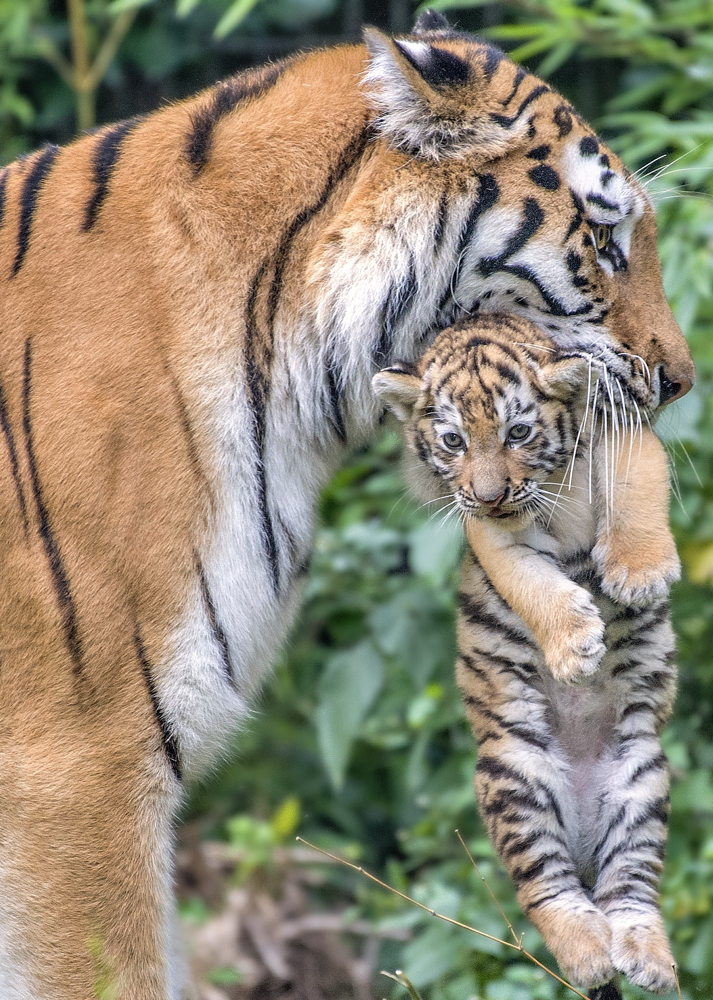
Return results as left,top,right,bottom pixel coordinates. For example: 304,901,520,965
329,10,694,413
372,313,588,525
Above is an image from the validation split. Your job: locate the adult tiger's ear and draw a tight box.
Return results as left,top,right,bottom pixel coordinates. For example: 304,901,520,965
413,10,452,36
372,363,422,422
540,355,591,400
363,26,513,161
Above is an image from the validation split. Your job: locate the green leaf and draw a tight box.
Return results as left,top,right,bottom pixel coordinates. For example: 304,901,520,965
271,795,301,840
175,0,201,17
408,518,462,586
315,640,384,790
108,0,153,15
214,0,263,39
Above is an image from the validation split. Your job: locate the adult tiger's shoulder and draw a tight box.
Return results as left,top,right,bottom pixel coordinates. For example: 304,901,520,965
0,11,693,999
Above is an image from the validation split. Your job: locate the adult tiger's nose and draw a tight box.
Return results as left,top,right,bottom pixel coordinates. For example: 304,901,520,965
660,372,694,405
474,490,506,507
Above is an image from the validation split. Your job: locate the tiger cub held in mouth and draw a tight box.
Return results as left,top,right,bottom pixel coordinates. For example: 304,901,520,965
373,313,679,996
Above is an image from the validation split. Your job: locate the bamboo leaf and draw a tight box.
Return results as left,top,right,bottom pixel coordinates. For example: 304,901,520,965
214,0,263,39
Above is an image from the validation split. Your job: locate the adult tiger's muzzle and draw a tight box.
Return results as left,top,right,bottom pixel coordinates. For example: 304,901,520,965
607,208,696,409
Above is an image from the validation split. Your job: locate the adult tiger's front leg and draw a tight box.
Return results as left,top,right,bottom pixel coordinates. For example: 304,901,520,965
0,692,181,999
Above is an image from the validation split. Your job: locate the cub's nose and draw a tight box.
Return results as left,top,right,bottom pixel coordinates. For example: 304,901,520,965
659,373,693,405
474,490,506,507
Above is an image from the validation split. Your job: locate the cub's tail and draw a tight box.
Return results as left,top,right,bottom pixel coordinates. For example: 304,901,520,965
588,983,622,1000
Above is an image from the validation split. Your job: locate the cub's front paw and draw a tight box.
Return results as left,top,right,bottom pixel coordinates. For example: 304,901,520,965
593,540,681,607
543,589,605,685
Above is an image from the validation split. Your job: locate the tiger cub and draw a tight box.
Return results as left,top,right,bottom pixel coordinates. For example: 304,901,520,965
373,312,679,996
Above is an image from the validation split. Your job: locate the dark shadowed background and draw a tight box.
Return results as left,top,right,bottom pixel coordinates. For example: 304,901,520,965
1,1,712,997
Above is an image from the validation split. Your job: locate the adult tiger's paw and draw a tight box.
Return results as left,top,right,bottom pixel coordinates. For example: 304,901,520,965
542,588,606,685
609,912,677,995
593,538,681,607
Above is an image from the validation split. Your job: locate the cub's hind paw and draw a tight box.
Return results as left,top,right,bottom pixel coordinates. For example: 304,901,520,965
535,903,614,989
593,541,681,608
543,590,605,685
609,913,676,995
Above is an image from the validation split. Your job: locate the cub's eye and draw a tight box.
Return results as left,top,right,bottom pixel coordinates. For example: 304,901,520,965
508,423,531,443
442,431,465,451
592,223,612,251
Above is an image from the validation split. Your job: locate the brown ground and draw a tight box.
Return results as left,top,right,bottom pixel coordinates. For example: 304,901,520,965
177,827,409,1000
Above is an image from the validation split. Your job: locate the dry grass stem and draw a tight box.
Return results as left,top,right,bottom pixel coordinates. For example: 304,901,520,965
380,969,424,1000
455,829,521,946
673,963,683,1000
296,836,589,1000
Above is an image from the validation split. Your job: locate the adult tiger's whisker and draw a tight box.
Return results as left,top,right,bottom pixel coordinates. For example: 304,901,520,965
676,435,702,487
567,355,593,491
295,837,590,1000
641,143,705,186
632,152,667,180
617,351,651,385
539,490,587,509
588,379,600,507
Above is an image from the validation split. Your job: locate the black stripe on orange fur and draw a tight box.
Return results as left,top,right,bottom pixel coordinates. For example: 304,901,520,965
187,62,288,173
326,358,346,443
245,124,370,591
489,84,549,129
438,173,499,314
502,66,526,107
266,124,371,334
0,168,8,229
134,624,182,781
11,145,59,277
196,555,234,688
244,257,279,592
83,118,142,231
374,253,418,366
22,338,84,676
0,372,28,532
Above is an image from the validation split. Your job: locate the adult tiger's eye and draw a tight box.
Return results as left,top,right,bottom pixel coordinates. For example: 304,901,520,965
508,423,531,442
594,223,612,250
443,431,465,451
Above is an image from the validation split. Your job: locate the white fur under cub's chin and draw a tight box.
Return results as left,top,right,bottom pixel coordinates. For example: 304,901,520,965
362,30,527,160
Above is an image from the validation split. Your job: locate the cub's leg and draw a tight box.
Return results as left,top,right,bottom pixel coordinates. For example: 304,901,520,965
465,519,605,684
592,425,680,605
457,556,614,990
0,674,181,999
591,602,678,995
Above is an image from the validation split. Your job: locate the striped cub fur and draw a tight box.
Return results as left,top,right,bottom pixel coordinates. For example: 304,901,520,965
374,313,679,996
0,8,693,997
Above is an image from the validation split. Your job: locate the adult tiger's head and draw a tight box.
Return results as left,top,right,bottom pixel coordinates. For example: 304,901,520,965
313,10,693,420
372,313,588,526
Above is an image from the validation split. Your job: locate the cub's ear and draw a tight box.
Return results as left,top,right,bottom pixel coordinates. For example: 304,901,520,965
540,356,591,399
413,10,453,36
372,364,422,422
363,28,511,161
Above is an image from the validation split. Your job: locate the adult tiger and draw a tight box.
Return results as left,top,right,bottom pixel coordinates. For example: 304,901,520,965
0,10,693,999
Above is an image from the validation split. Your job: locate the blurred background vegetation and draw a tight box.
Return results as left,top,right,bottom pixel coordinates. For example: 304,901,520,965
2,0,713,997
